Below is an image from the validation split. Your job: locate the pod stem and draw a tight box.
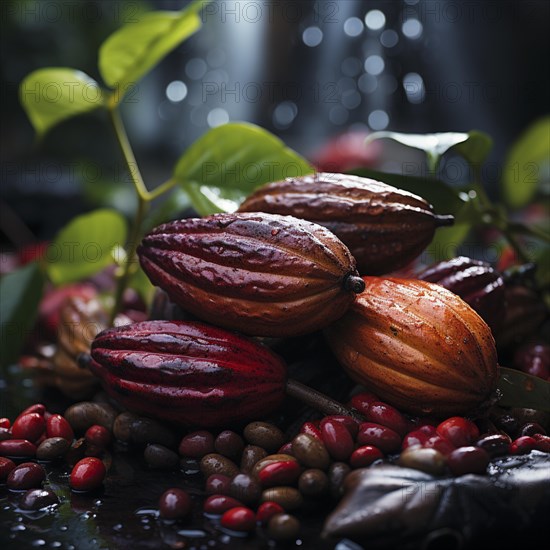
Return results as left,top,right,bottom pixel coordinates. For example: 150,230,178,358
344,274,365,294
434,214,455,227
286,378,365,421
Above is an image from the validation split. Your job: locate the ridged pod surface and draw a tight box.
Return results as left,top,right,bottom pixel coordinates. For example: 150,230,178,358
238,173,453,275
418,256,505,334
325,277,499,417
138,212,364,337
89,321,287,428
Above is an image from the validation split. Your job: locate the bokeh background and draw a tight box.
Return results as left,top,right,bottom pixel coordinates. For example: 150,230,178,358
1,0,549,249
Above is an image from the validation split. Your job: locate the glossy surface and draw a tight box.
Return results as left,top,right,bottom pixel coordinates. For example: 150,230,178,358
70,457,106,492
138,212,363,337
326,277,499,416
238,173,450,274
89,321,288,428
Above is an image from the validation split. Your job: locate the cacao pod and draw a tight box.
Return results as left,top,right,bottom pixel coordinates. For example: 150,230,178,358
495,284,547,350
418,256,505,334
238,173,453,274
325,277,499,417
138,212,364,337
52,295,131,399
89,321,287,428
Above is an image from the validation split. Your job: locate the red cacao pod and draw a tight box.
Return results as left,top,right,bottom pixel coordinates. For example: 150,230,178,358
89,321,287,428
418,256,505,333
238,173,453,274
325,277,499,417
137,212,364,337
495,284,547,350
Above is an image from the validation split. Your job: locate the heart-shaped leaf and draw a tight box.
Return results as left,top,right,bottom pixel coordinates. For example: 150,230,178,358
46,209,127,285
20,68,104,136
0,262,45,370
502,116,550,208
99,2,203,100
174,122,313,215
365,130,492,171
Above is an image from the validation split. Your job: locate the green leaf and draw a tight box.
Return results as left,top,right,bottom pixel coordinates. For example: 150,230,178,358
46,209,127,285
99,2,203,98
20,68,105,136
497,366,550,412
451,130,493,165
502,117,550,208
365,130,493,172
0,263,45,370
144,188,192,231
174,122,314,215
349,167,464,215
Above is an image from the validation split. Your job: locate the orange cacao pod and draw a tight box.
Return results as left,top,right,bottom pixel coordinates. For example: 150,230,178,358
52,295,131,398
325,277,499,416
138,212,364,337
238,173,453,274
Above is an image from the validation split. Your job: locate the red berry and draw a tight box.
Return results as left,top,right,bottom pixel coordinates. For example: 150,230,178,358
258,460,301,488
11,413,46,443
366,402,409,437
475,434,511,457
0,418,10,429
436,417,479,448
349,392,379,416
417,424,437,436
300,422,322,441
16,404,46,419
205,474,232,495
509,436,537,455
70,457,106,491
320,416,359,438
7,462,46,490
350,446,384,468
447,446,490,476
85,425,112,449
0,439,37,458
424,435,455,456
0,457,16,482
256,501,285,524
159,488,191,519
46,414,74,442
320,420,354,461
401,430,429,450
533,434,550,453
220,506,256,532
357,422,401,454
203,495,243,515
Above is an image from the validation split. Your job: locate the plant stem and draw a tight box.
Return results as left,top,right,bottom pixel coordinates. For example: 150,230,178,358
108,107,149,202
108,106,150,325
148,177,179,201
508,222,550,243
286,379,365,421
109,195,147,325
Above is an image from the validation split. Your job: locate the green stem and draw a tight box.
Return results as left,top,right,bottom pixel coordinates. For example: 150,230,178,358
108,106,150,325
108,107,149,202
148,177,179,201
109,195,147,325
500,227,530,264
508,222,550,243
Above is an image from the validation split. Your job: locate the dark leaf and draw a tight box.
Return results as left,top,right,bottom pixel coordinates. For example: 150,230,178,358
0,262,45,370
